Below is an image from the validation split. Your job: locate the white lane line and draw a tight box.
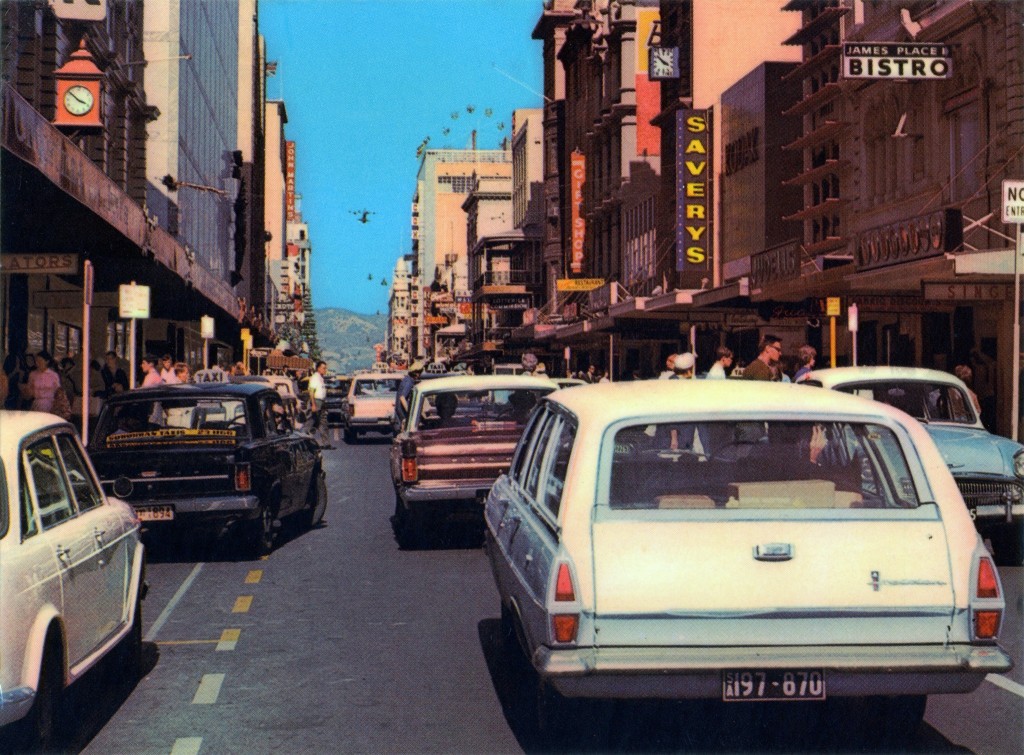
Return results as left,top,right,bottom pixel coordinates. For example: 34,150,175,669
987,673,1024,697
192,673,225,705
170,737,203,755
145,563,204,642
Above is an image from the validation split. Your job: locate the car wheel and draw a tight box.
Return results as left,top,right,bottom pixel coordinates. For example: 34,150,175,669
878,695,927,747
244,502,275,557
532,676,571,744
304,471,328,529
20,636,64,751
989,525,1024,566
343,427,356,444
113,589,144,684
392,495,423,549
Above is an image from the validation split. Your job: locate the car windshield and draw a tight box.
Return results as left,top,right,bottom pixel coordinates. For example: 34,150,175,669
353,378,400,397
95,397,250,447
832,380,976,424
608,420,920,511
413,388,552,430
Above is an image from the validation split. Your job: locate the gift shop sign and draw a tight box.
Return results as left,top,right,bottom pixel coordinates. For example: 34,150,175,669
570,151,586,274
676,109,711,271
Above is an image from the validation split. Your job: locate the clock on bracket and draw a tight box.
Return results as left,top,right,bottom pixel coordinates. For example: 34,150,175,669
649,46,680,80
52,39,104,129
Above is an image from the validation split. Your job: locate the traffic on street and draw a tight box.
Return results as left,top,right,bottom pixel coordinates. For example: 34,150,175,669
20,434,1012,754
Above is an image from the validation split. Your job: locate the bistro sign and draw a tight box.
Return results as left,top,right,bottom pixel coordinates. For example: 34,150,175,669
843,43,953,80
855,208,962,272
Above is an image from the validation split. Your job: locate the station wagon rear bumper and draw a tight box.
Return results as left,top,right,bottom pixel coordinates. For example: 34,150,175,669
401,480,492,504
534,643,1013,699
129,494,261,520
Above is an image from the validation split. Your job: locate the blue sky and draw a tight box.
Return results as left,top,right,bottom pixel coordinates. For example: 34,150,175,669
261,0,545,315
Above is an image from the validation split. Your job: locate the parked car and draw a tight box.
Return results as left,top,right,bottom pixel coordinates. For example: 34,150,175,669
804,366,1024,564
88,383,326,556
485,381,1011,743
230,374,305,428
0,411,146,749
389,375,558,547
552,377,585,389
342,372,404,443
325,376,352,426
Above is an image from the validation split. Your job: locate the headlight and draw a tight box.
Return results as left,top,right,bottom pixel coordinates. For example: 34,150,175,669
1014,450,1024,478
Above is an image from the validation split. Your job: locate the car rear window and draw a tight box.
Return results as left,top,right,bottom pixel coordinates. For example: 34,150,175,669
352,378,400,396
609,420,919,511
95,397,250,447
834,380,976,424
413,388,553,430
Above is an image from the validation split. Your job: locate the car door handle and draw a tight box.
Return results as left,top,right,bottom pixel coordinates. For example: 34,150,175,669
55,545,71,563
93,528,106,546
753,543,793,562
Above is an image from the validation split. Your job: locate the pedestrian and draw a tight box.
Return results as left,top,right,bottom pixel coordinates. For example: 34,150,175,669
25,350,62,413
101,351,129,397
3,353,28,409
88,358,105,418
585,365,597,383
706,346,733,379
743,335,782,381
953,364,982,415
173,362,191,384
521,352,538,375
58,355,78,403
395,360,424,426
160,354,179,384
658,354,678,379
535,362,548,377
307,359,333,448
668,353,695,380
231,361,247,376
139,354,164,387
793,344,817,382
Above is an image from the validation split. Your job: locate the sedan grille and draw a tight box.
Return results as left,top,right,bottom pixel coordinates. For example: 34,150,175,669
955,478,1023,507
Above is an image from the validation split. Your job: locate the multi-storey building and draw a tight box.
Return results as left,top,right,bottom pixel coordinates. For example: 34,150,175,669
387,256,416,367
263,100,288,338
1,0,253,387
410,148,510,361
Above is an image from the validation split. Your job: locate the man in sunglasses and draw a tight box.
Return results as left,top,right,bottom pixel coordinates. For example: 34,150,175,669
742,335,782,381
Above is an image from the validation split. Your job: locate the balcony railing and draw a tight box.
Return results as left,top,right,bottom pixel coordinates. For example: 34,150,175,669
473,269,542,289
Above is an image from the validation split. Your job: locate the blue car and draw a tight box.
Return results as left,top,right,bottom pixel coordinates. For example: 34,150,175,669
805,366,1024,564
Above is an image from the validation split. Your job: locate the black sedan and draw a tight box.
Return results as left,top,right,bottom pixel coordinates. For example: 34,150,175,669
88,383,327,556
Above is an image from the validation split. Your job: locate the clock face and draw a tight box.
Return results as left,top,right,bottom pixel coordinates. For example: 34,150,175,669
63,85,95,116
650,47,678,79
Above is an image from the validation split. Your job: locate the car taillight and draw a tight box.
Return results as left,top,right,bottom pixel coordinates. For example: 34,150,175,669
972,555,1003,640
551,562,579,643
400,438,417,483
235,463,252,492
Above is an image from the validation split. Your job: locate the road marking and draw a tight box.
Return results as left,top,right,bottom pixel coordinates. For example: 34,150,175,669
987,673,1024,697
156,639,220,646
192,673,225,704
145,563,204,642
170,737,203,755
245,569,263,584
232,595,253,613
216,628,241,651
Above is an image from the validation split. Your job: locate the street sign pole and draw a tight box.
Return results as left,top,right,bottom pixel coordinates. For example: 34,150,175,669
81,261,93,441
1013,224,1021,441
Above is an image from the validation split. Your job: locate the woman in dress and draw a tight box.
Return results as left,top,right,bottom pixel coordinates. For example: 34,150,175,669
26,350,61,413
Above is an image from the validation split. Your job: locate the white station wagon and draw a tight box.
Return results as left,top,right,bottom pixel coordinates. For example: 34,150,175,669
484,381,1012,740
0,411,146,749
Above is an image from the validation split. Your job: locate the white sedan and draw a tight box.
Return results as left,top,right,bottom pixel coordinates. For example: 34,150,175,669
485,381,1012,742
0,411,146,749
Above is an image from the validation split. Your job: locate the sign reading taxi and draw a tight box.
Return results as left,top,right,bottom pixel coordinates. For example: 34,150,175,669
843,43,952,80
557,278,604,292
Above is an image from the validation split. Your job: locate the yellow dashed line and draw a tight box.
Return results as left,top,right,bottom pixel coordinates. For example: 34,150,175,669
245,569,263,584
216,628,241,651
232,595,253,613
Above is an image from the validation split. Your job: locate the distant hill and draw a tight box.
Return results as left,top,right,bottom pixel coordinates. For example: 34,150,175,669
315,308,388,375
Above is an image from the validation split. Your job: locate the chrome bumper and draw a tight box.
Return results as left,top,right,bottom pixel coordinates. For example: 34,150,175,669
401,481,491,504
534,643,1013,699
131,494,260,517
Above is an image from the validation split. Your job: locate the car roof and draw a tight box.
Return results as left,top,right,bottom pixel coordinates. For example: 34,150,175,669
102,382,273,402
804,366,970,389
0,410,70,443
414,374,558,393
547,380,910,426
352,372,405,380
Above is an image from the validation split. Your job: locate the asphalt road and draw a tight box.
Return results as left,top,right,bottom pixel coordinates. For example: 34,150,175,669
68,433,1023,754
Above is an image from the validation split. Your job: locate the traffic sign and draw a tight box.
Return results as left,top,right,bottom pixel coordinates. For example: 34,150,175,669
1002,180,1024,224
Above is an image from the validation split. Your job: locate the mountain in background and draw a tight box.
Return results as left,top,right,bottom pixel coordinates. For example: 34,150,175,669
315,308,388,374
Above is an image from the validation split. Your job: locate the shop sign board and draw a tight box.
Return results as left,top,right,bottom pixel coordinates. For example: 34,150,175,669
48,0,106,21
842,43,952,80
675,109,711,271
1,253,78,275
556,278,603,292
922,282,1014,302
570,151,586,274
855,208,962,271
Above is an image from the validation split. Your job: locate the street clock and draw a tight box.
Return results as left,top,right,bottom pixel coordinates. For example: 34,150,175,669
649,46,679,80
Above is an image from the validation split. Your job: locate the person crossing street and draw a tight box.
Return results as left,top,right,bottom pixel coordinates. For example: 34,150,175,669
307,360,333,448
